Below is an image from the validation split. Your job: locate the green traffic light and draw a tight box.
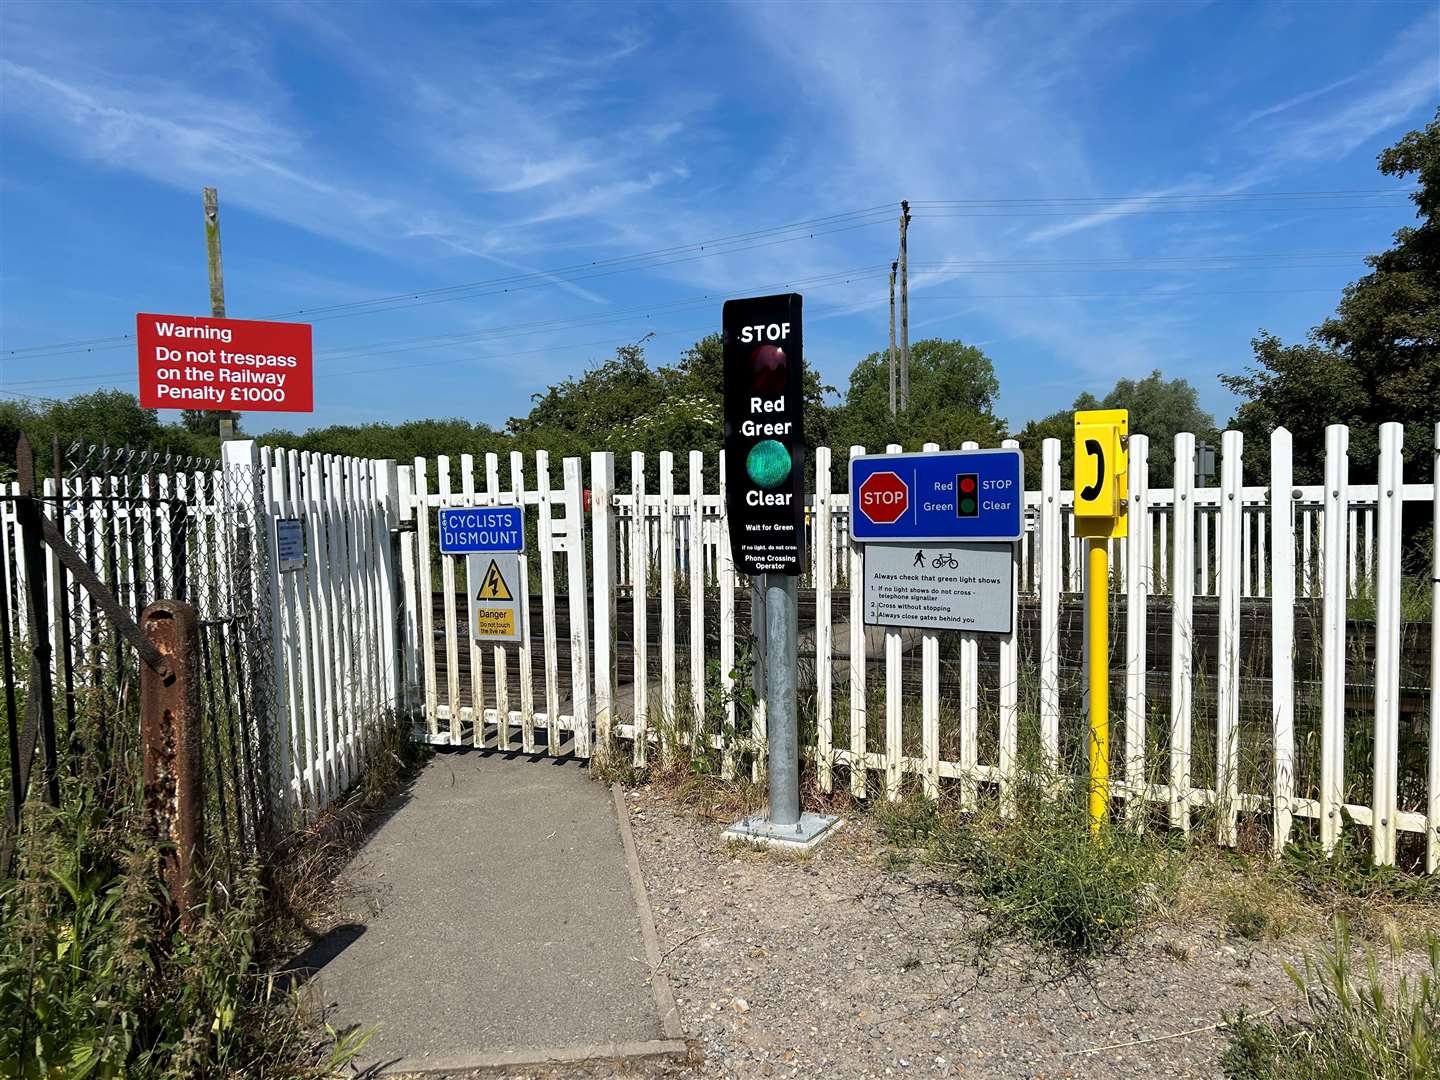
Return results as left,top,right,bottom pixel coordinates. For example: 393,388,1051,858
746,439,792,489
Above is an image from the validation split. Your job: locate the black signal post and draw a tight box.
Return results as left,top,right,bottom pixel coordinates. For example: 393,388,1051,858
722,293,805,577
720,292,838,853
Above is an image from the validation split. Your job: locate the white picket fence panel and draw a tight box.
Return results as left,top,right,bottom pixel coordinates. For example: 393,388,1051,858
402,450,592,758
404,423,1438,870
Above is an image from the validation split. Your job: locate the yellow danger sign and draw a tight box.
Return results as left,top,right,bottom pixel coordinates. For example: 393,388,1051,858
474,606,517,638
466,553,522,642
1073,408,1128,539
475,559,513,601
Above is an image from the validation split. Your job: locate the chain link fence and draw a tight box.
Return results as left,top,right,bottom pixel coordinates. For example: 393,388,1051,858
1,437,276,876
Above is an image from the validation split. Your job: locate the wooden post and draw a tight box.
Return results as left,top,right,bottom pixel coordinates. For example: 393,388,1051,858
1123,434,1150,827
898,202,910,414
1216,431,1243,847
1319,424,1349,854
1170,433,1196,834
888,262,897,417
203,187,238,440
1270,428,1296,858
847,445,866,798
140,600,205,927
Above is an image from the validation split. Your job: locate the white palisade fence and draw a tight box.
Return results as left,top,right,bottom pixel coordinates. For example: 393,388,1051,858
248,442,400,823
7,422,1435,867
399,422,1439,870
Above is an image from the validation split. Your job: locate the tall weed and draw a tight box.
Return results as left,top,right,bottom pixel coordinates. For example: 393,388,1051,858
1223,920,1439,1080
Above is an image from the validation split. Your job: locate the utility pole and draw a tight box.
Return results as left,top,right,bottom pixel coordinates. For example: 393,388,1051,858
203,187,237,441
888,261,897,417
898,200,911,413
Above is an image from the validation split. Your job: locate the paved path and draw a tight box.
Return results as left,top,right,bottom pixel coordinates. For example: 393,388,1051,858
305,751,682,1073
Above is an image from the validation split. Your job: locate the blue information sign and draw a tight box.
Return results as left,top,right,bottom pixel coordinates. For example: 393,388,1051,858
438,506,525,554
850,448,1024,543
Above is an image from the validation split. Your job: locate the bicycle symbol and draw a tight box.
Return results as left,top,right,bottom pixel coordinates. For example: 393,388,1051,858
931,552,959,570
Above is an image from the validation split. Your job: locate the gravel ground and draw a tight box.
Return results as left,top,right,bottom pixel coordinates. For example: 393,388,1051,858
621,787,1311,1080
384,783,1434,1080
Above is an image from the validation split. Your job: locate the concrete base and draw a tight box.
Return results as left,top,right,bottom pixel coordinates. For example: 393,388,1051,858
722,812,844,853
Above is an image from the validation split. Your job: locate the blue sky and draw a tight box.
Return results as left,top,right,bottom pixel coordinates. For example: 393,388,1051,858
1,0,1436,435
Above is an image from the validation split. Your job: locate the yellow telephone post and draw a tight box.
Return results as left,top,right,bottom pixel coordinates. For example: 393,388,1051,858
1072,409,1128,835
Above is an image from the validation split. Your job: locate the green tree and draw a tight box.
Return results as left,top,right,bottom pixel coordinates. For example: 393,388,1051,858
508,343,665,446
1015,371,1216,488
1222,109,1440,482
258,417,505,463
181,409,242,439
832,338,1005,452
1014,410,1071,490
0,391,207,476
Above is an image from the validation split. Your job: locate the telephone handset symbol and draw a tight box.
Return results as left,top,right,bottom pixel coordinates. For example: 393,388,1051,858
1080,439,1105,502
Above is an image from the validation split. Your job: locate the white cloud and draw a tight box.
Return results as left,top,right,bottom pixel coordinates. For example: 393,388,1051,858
1261,60,1437,166
1234,73,1362,130
1026,185,1202,243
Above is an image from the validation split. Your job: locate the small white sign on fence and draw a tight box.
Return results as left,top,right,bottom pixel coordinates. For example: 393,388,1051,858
863,542,1014,634
466,553,523,642
275,518,305,571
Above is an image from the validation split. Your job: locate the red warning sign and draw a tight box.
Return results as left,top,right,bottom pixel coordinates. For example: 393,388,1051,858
136,313,313,412
857,470,909,525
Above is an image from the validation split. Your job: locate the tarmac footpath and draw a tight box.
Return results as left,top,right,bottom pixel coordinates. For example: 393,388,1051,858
303,751,687,1075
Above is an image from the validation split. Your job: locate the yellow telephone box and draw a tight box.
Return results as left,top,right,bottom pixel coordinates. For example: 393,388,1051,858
1073,409,1129,538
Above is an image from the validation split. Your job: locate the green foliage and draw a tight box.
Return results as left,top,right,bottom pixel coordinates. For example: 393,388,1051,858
1277,827,1440,908
258,416,506,463
873,792,942,848
918,775,1181,956
0,391,213,476
1226,885,1291,942
510,343,667,446
1223,109,1440,483
831,337,1005,451
181,410,242,439
0,793,363,1078
1222,921,1439,1080
1016,369,1217,488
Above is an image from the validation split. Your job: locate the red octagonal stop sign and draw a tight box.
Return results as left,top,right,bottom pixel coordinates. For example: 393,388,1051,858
858,470,909,525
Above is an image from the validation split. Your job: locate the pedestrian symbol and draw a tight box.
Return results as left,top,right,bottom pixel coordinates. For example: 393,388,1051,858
476,559,513,601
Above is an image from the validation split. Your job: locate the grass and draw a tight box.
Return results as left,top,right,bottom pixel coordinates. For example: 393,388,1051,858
1,675,426,1079
0,788,371,1078
1222,920,1440,1079
920,774,1185,956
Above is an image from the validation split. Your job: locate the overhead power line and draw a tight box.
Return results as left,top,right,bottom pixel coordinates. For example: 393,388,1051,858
0,264,889,391
1,247,1368,384
2,206,897,359
909,187,1415,205
3,186,1415,360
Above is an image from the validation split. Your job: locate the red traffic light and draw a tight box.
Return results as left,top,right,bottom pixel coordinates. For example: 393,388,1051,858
750,344,788,395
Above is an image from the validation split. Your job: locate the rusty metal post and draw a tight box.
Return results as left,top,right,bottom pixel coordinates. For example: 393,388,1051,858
140,600,205,926
16,434,60,808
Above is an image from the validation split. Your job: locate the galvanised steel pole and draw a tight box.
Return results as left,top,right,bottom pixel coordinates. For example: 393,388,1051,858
765,572,800,826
